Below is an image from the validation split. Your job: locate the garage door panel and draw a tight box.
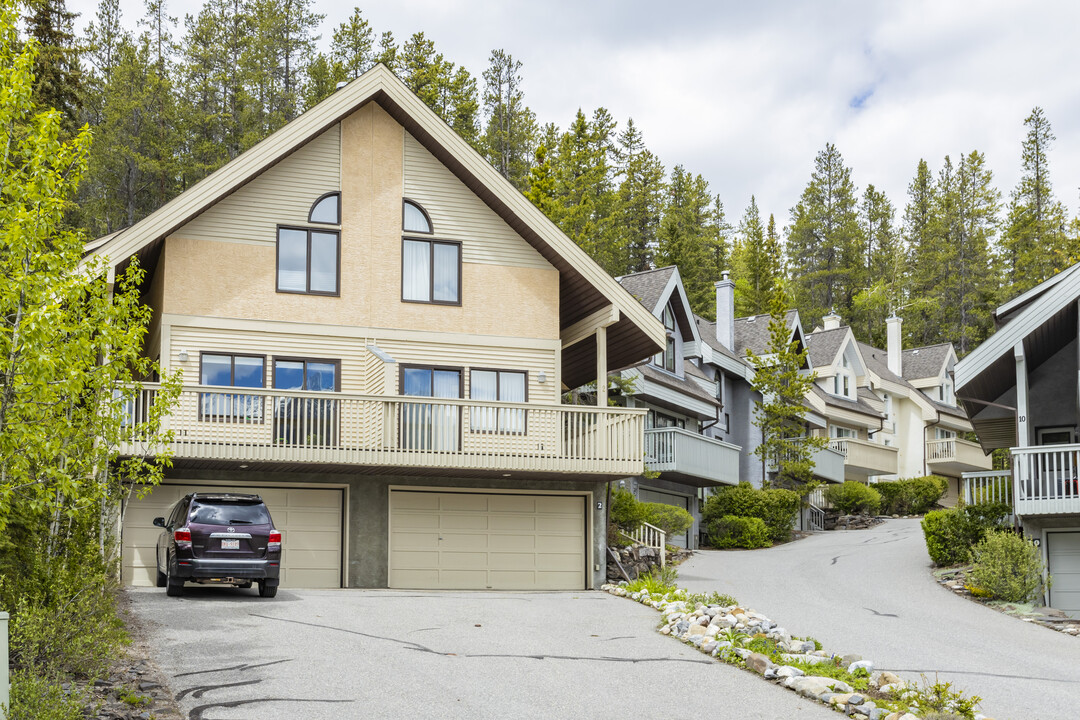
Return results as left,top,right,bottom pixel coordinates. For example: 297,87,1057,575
392,531,438,550
389,491,586,590
491,516,533,531
124,483,343,589
393,512,440,529
488,495,536,513
441,514,489,530
1048,532,1080,617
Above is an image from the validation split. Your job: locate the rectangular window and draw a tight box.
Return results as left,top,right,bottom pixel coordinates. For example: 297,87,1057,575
830,425,856,439
272,358,340,447
470,369,527,433
402,238,461,304
650,411,685,429
401,365,462,450
277,227,339,295
200,353,265,420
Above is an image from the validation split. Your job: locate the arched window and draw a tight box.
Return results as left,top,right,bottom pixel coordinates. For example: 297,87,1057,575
403,199,433,234
309,193,340,225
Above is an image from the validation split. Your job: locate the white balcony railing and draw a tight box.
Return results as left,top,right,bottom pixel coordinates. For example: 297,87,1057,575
1013,444,1080,515
829,437,899,478
765,439,846,484
927,438,993,473
120,384,646,476
644,427,741,485
961,470,1012,506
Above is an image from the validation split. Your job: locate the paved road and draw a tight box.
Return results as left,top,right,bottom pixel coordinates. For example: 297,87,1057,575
679,518,1079,720
128,586,836,720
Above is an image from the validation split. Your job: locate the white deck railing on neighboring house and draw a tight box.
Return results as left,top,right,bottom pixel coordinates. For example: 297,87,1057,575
119,384,646,476
828,437,899,477
618,521,667,568
1013,444,1080,516
644,427,741,485
961,470,1012,506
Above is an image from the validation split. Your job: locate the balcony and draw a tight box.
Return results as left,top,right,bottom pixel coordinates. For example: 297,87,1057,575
120,384,646,477
828,437,898,479
926,438,993,475
765,439,847,484
644,427,741,486
1013,444,1080,516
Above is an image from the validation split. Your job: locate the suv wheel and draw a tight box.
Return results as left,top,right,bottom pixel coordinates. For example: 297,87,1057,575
165,555,184,597
258,581,277,598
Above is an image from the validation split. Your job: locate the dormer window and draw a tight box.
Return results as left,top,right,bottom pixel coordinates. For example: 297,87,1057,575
308,193,340,225
832,347,855,399
655,303,678,373
939,379,954,405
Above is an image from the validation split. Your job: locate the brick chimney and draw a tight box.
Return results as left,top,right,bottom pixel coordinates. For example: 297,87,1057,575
887,315,903,375
715,272,735,351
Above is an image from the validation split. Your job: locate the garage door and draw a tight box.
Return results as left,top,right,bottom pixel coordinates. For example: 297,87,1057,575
389,490,586,590
122,482,343,588
638,487,692,548
1047,531,1080,618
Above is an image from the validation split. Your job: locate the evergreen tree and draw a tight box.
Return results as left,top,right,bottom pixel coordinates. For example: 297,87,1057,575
331,6,374,78
704,195,732,284
524,142,559,221
1003,107,1071,292
849,184,900,345
656,165,714,315
787,143,862,325
480,49,536,190
732,197,782,316
23,0,82,128
612,118,664,274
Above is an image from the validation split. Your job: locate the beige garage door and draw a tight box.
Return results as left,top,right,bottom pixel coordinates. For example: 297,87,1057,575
389,490,587,590
122,482,343,588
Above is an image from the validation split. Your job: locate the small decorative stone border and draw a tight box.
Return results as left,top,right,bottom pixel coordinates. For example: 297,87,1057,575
601,583,995,720
933,565,1080,637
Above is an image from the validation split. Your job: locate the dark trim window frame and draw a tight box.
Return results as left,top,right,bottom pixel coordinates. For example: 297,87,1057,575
399,364,464,451
469,367,528,434
402,198,433,234
308,192,341,225
198,352,266,422
276,224,341,296
271,356,342,392
271,356,341,447
401,237,462,306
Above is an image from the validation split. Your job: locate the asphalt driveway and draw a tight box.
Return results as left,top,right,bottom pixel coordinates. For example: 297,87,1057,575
679,518,1080,720
128,586,837,720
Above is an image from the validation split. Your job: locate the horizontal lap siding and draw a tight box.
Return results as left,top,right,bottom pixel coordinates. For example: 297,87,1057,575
403,133,549,269
178,127,341,246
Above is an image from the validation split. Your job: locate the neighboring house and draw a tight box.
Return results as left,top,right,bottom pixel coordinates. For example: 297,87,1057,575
89,65,665,591
956,263,1080,617
804,313,990,494
613,267,742,548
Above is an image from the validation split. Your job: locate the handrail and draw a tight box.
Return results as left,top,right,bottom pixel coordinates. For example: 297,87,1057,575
618,521,667,568
643,426,741,451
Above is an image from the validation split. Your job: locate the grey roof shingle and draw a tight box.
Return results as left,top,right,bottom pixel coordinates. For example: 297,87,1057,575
810,384,885,419
901,344,951,380
616,266,675,314
804,327,849,368
733,310,799,356
636,362,721,406
856,341,907,385
694,316,747,364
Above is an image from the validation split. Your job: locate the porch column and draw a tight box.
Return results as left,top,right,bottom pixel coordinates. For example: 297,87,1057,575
595,325,608,408
1015,341,1029,448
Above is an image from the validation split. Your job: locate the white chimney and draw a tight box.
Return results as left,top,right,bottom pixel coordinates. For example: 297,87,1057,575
822,310,842,331
715,272,735,351
887,315,903,376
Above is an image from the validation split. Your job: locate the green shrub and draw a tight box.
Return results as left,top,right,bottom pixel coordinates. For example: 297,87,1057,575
824,481,882,515
707,515,771,549
8,670,88,720
969,531,1048,602
921,503,1011,566
702,482,799,543
873,476,948,515
610,487,648,532
624,565,679,595
641,502,694,537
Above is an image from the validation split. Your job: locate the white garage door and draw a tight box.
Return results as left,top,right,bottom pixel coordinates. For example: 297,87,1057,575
638,487,692,548
1047,531,1080,618
122,482,343,588
389,490,587,590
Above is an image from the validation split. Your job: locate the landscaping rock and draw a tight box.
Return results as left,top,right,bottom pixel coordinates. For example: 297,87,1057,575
841,653,863,666
848,659,874,674
746,652,772,675
775,665,804,679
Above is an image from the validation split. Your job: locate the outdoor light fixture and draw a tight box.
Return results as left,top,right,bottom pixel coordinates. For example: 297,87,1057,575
177,349,189,362
537,371,547,383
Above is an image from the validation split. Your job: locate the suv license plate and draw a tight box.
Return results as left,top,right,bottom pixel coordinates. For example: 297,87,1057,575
221,539,240,550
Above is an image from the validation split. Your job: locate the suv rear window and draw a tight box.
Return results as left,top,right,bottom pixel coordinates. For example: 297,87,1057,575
189,501,271,526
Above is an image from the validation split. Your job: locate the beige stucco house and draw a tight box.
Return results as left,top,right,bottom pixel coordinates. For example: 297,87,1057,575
90,65,664,591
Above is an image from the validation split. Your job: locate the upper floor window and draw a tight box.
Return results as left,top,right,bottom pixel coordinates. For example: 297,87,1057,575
278,227,339,295
648,410,685,430
830,425,857,439
939,379,954,405
273,358,339,392
470,369,526,433
200,353,265,420
308,193,340,225
403,199,433,234
402,238,461,304
655,303,677,373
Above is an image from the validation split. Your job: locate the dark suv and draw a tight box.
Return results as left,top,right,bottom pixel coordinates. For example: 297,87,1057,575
153,492,282,598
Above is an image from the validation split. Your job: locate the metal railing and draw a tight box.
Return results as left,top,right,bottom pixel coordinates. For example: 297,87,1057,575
618,521,668,568
119,384,646,475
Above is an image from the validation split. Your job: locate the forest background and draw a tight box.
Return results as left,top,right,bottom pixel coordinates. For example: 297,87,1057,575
28,0,1080,355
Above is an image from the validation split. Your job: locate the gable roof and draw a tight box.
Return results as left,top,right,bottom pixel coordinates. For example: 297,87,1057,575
85,64,664,389
856,341,906,386
617,266,675,314
805,327,849,368
809,384,885,419
901,344,952,380
734,309,801,356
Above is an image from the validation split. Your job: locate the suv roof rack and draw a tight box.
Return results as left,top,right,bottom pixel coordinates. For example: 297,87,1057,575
188,492,263,503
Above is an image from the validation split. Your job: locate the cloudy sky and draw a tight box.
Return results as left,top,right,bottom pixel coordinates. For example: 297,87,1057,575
68,0,1080,230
